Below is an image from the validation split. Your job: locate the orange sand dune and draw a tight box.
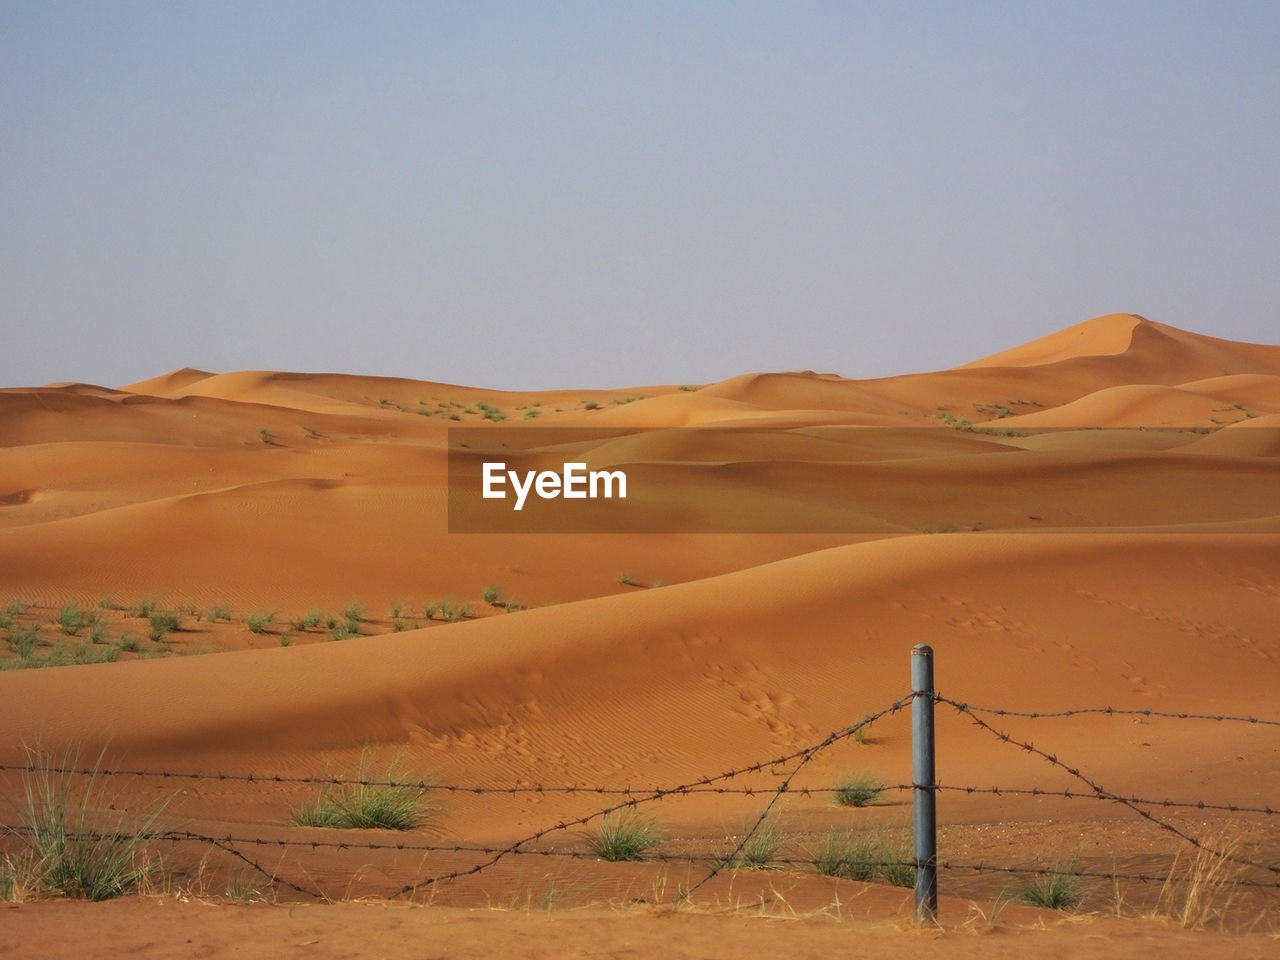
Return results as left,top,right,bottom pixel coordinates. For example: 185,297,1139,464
963,313,1280,378
1,315,1278,956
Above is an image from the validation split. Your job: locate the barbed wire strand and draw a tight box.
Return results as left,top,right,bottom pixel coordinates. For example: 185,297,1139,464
929,701,1280,727
8,825,1280,894
393,696,913,901
937,693,1280,878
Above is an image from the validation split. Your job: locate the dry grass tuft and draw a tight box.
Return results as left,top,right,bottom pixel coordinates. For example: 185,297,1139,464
1155,835,1245,929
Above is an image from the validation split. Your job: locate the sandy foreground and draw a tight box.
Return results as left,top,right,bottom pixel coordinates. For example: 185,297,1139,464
0,314,1277,957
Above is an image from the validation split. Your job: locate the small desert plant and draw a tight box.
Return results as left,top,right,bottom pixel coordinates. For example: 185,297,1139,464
1155,836,1243,928
389,601,406,618
813,829,911,886
1017,858,1083,910
814,830,878,882
259,427,272,444
436,601,467,623
118,633,140,653
342,602,364,623
223,872,267,902
57,603,84,636
278,635,292,647
618,572,636,586
7,625,40,661
423,602,439,621
15,745,169,900
246,611,275,634
5,598,26,616
834,773,884,807
292,608,323,631
584,811,659,862
583,400,600,410
329,622,359,641
502,600,524,613
136,597,159,618
74,642,121,665
206,605,232,622
147,612,180,642
392,618,407,632
723,821,783,870
292,755,434,831
852,717,874,745
481,585,501,606
87,620,108,645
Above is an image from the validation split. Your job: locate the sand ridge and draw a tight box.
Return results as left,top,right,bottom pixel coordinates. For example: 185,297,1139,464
0,315,1277,955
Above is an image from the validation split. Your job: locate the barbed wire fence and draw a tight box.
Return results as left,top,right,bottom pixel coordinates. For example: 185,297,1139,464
2,647,1278,920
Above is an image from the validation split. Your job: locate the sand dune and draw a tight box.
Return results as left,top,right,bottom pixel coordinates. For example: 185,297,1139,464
1,315,1277,955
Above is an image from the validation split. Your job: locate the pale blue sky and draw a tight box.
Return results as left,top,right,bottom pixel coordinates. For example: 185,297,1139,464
3,2,1277,390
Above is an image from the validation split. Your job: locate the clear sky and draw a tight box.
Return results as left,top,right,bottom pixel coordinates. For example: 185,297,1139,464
2,1,1277,390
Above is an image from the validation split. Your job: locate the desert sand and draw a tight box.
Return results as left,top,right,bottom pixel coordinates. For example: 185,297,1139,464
0,314,1277,958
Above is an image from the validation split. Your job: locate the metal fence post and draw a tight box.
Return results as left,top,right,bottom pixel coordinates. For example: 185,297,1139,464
912,643,938,922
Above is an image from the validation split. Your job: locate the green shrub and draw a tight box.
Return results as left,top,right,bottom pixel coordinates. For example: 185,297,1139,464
814,830,877,882
136,597,159,618
723,821,782,870
148,612,180,642
584,811,659,862
330,622,359,641
246,611,275,634
292,609,323,631
834,774,883,807
57,604,84,636
206,605,233,622
292,756,434,831
1017,859,1083,910
15,746,169,900
481,585,501,605
814,829,910,887
7,625,40,661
